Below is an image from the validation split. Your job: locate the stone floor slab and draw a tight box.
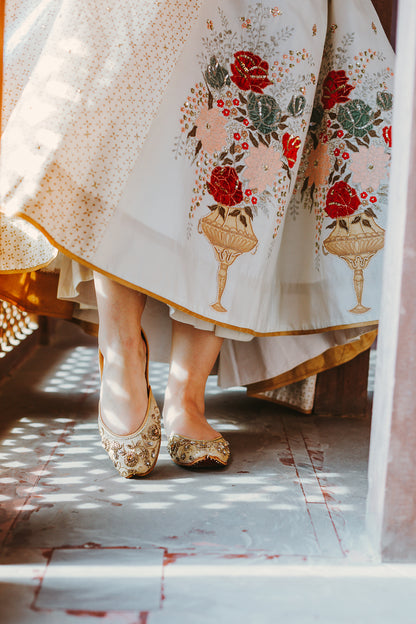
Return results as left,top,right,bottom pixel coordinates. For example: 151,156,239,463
158,555,416,624
36,548,163,612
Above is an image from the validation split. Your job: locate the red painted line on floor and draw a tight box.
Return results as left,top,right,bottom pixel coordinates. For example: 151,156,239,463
278,455,296,467
301,428,346,557
160,550,197,608
30,547,54,613
139,612,149,624
307,449,324,471
55,544,157,552
66,610,107,618
222,552,282,560
163,552,195,565
321,488,336,504
280,419,321,548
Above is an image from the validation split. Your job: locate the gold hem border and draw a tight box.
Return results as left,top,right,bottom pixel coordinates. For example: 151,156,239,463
3,211,379,338
246,329,377,395
0,259,56,275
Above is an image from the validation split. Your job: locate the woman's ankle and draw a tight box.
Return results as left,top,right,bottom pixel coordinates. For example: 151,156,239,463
99,333,149,436
163,382,219,440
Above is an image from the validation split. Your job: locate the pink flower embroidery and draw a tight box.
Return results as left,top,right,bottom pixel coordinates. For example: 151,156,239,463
242,143,283,193
195,105,228,155
304,142,331,187
348,144,390,191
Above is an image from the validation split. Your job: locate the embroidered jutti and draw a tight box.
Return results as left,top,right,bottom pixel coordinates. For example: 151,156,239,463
0,0,394,400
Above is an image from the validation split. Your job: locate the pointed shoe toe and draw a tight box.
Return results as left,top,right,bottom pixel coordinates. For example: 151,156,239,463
167,433,230,468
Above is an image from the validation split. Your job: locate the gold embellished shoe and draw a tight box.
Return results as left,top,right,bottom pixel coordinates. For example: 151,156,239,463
167,433,230,468
98,332,161,479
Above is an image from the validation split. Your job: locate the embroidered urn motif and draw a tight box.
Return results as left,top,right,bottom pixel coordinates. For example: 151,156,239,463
173,4,393,315
174,6,312,311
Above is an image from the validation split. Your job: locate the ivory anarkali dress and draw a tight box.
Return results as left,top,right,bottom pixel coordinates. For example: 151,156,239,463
0,0,394,408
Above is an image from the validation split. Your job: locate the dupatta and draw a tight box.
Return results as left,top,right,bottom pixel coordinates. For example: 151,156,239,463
0,0,202,270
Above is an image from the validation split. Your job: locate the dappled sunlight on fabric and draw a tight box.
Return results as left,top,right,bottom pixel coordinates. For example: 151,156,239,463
6,0,56,54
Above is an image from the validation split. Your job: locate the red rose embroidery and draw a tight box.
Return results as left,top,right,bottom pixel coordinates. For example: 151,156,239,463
282,133,301,168
383,125,392,147
230,51,273,94
207,166,243,207
321,70,354,110
325,181,361,218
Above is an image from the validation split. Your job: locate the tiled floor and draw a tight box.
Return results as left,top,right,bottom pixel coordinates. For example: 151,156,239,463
0,322,415,623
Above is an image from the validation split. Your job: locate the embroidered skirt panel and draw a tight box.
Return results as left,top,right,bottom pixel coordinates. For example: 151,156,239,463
0,1,394,343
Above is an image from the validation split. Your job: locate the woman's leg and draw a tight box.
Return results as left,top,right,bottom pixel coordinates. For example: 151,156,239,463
163,320,223,440
94,272,148,436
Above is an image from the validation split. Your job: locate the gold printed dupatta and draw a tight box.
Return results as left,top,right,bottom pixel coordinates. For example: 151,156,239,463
0,0,203,266
0,0,4,134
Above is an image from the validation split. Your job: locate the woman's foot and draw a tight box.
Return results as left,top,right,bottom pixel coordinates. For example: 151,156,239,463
99,332,148,435
98,332,162,478
163,321,230,467
163,383,230,467
163,377,230,467
94,273,162,478
163,380,220,441
163,321,224,440
94,272,149,435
